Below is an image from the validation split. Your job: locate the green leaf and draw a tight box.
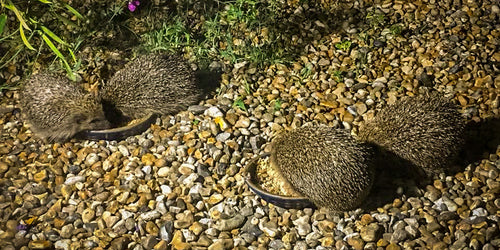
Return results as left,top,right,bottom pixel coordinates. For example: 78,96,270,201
0,14,7,35
233,98,247,112
41,26,68,46
72,58,82,72
335,40,351,51
36,0,52,3
4,0,31,31
19,24,35,50
41,34,64,58
28,17,39,24
274,98,282,111
41,34,75,80
68,47,76,63
64,4,83,19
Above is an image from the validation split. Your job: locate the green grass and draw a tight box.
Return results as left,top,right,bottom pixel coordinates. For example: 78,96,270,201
243,79,252,95
140,0,294,67
142,18,192,53
0,0,85,80
274,98,282,111
332,70,343,82
300,63,313,79
366,10,386,30
335,40,352,51
389,24,402,35
104,1,127,22
1,0,344,88
233,98,247,111
222,0,262,27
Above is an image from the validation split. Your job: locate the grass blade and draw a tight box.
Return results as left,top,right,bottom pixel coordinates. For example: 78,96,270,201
64,4,83,19
41,34,65,59
41,25,68,46
0,14,7,35
0,14,6,35
68,47,76,63
4,0,31,31
19,24,35,50
41,34,75,80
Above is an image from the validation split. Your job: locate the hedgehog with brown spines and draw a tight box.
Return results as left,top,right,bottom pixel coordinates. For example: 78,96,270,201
100,53,202,121
20,73,110,142
357,91,466,178
270,125,376,211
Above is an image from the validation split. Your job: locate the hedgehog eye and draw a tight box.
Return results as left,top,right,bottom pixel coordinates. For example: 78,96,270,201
89,118,102,124
73,114,87,124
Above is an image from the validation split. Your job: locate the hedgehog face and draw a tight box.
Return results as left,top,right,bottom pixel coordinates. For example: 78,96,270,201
68,95,111,133
72,112,110,131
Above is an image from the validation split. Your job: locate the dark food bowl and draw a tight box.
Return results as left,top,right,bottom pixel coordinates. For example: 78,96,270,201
80,113,157,141
244,153,315,209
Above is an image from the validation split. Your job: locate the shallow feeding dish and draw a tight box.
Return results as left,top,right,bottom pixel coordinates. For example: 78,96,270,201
81,113,157,141
244,153,315,209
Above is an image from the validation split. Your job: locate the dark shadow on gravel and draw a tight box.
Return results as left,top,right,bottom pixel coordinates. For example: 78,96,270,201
360,117,500,210
360,148,425,210
459,117,500,167
100,100,131,127
195,69,221,100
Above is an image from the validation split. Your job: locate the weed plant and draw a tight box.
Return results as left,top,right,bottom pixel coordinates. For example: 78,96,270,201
0,0,86,80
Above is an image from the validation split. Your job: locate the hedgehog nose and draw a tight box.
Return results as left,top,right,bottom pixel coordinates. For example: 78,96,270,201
92,119,112,130
100,120,112,129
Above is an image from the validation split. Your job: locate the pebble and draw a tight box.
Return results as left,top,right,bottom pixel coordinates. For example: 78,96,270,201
64,175,85,185
157,167,169,177
60,224,73,238
360,223,381,242
140,211,161,221
205,106,224,117
28,240,53,249
293,215,312,236
171,230,190,250
208,239,234,250
54,240,71,249
215,214,246,231
347,236,365,250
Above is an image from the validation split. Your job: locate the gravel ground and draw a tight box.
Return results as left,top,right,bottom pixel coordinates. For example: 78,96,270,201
1,0,499,249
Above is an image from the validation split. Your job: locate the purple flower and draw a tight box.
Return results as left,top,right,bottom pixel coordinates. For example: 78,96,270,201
128,0,140,12
17,224,29,231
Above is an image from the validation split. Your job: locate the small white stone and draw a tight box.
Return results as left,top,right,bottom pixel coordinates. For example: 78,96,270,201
120,209,134,220
85,153,99,166
204,106,224,117
157,167,169,177
492,5,499,14
118,145,130,157
234,61,248,69
182,173,199,185
64,176,85,185
139,210,161,221
160,185,172,195
142,165,151,175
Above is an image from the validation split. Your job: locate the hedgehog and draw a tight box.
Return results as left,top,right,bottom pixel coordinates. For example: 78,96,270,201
20,73,110,142
357,91,466,178
270,125,376,211
100,53,203,121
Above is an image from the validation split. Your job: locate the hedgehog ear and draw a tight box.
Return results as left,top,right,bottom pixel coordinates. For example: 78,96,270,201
73,114,87,124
